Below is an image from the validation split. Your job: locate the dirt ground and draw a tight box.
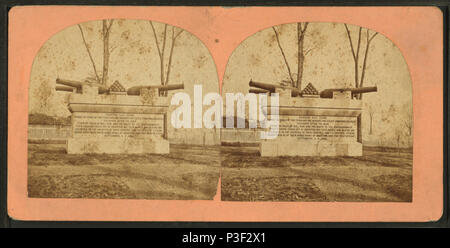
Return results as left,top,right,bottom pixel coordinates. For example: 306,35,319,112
221,146,412,202
28,143,220,200
28,143,412,202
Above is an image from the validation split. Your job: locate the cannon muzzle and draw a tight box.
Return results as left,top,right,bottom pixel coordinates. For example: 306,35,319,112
127,84,185,96
320,86,377,98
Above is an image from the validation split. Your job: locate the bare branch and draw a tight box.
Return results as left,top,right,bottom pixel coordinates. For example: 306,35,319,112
107,19,114,33
149,21,168,86
297,22,309,89
174,29,184,39
165,26,183,86
110,44,119,53
369,32,378,42
149,21,162,59
355,27,362,61
301,22,309,33
296,23,301,88
77,24,100,83
161,24,168,54
101,19,114,86
354,27,362,88
272,26,295,86
344,24,356,61
305,48,312,55
160,24,168,85
344,24,362,88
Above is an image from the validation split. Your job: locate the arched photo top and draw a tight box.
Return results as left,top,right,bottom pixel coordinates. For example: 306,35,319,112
29,19,219,117
222,21,413,148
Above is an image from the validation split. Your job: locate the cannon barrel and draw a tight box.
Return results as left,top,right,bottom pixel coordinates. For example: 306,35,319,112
56,78,109,94
320,86,377,98
249,89,270,94
159,83,184,91
249,80,276,92
249,87,300,97
56,78,85,88
55,85,76,92
249,80,301,97
127,84,184,96
351,86,377,94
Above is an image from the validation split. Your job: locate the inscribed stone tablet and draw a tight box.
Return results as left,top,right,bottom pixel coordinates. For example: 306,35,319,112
72,112,164,138
274,115,357,141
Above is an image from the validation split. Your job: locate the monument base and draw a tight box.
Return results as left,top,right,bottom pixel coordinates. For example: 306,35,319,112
67,137,170,154
260,140,362,157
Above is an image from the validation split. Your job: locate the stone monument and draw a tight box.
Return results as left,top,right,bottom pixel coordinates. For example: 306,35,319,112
56,79,183,154
249,80,377,157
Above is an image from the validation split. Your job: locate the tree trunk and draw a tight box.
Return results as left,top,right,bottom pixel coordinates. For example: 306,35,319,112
358,30,377,99
344,24,362,93
164,27,183,97
297,23,305,90
102,20,112,86
296,22,308,90
161,24,168,87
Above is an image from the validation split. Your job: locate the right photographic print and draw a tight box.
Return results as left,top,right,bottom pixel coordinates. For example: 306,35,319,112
220,22,413,202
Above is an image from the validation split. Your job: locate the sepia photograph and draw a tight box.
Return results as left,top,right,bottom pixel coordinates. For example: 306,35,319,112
8,5,443,223
27,20,413,202
28,20,413,202
220,22,413,202
27,19,221,200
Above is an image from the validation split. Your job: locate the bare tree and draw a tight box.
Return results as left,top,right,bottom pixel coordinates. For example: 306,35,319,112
102,19,114,86
344,24,377,99
344,25,362,89
77,20,115,86
395,127,408,154
272,26,295,86
78,24,100,83
272,23,311,90
149,21,184,96
150,22,168,87
165,26,184,86
296,22,309,90
359,29,378,92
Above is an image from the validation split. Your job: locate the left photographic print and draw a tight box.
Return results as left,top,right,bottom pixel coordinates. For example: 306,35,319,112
27,19,221,200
